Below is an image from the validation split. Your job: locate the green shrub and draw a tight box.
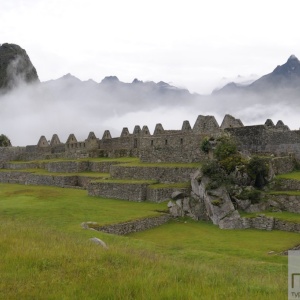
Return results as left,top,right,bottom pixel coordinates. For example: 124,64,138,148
0,134,11,147
200,137,212,153
247,156,269,188
202,160,221,177
220,154,245,174
214,136,237,161
239,189,262,204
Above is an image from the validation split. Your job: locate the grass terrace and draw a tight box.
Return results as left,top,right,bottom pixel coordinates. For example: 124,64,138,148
91,178,158,185
117,161,201,168
268,190,300,196
276,171,300,180
147,182,191,189
9,157,140,164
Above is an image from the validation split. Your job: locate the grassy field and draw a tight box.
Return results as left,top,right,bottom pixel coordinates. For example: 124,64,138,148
0,183,298,299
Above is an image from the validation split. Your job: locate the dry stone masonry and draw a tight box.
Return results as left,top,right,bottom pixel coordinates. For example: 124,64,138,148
2,114,300,164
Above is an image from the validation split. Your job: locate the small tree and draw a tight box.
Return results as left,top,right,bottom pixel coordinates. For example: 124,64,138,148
0,134,11,147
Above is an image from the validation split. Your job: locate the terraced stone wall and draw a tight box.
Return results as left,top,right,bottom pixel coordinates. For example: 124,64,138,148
88,181,149,201
0,171,78,187
271,157,296,174
273,179,300,191
96,214,171,235
46,161,90,173
146,186,190,203
3,162,43,170
270,194,300,213
110,165,198,183
242,215,300,233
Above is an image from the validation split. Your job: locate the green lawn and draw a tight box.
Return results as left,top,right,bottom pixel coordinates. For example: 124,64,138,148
0,184,165,230
0,183,298,299
276,171,300,180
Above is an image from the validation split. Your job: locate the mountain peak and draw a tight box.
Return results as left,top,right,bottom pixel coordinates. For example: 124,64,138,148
132,78,143,84
0,43,39,91
287,54,299,62
101,76,120,84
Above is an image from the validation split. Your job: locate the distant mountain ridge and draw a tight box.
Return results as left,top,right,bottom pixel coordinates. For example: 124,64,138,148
214,55,300,95
1,43,300,101
42,73,193,102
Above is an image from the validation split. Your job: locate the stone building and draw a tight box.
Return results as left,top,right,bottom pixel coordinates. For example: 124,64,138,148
1,114,300,163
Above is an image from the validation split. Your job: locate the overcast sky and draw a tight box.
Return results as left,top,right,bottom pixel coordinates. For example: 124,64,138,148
1,0,300,146
1,0,299,94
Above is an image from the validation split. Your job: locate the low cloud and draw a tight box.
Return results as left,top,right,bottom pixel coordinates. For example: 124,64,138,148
1,75,300,146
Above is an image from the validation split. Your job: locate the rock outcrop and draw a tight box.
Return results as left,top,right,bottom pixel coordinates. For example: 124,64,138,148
0,43,39,91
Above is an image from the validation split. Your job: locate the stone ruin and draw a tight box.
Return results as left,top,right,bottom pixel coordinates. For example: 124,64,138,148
1,113,300,233
2,113,299,163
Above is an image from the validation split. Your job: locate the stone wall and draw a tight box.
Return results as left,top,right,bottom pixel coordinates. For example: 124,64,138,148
3,162,43,170
270,194,300,213
77,176,95,188
271,156,296,174
26,174,78,187
0,147,26,163
4,160,124,174
274,179,300,191
243,216,300,233
5,115,300,164
146,186,190,203
0,171,29,184
274,219,300,232
88,181,150,201
0,171,78,187
95,214,171,235
139,133,210,163
244,215,274,231
46,161,90,173
88,161,121,173
227,126,300,159
110,165,197,183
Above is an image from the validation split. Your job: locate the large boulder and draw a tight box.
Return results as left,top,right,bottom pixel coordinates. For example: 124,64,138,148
0,43,39,91
199,176,238,225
